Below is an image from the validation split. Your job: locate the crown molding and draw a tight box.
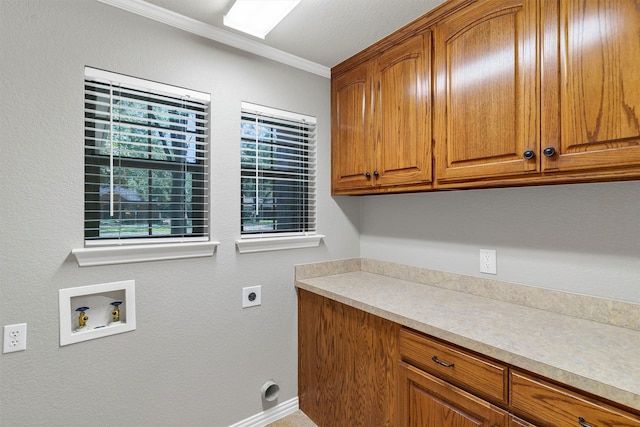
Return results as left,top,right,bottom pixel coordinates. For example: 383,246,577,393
97,0,331,79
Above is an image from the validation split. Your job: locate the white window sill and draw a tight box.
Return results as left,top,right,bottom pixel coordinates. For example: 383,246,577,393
71,241,220,267
235,234,325,254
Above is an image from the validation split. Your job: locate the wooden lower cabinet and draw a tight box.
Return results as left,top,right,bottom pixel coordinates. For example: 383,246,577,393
509,415,536,427
510,370,640,427
400,328,507,405
298,292,640,427
298,289,399,427
399,361,508,427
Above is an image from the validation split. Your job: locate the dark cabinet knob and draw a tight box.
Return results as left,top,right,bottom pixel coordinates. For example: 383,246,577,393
523,150,535,160
364,172,371,179
543,146,556,157
373,170,379,178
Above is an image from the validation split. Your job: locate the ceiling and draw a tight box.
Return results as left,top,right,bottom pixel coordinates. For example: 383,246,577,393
142,0,446,68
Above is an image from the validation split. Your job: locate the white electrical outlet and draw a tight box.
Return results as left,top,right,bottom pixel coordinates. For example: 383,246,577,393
479,249,497,274
3,323,27,353
242,286,262,308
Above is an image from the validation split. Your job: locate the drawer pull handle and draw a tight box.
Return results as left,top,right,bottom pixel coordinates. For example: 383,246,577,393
432,355,455,368
578,417,594,427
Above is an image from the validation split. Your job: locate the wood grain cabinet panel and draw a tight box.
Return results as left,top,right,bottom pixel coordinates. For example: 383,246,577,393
399,361,509,427
509,415,537,427
400,328,507,404
433,0,539,185
510,370,640,427
331,32,432,194
374,32,432,190
298,289,399,427
332,0,640,193
434,0,640,187
298,292,639,427
331,61,375,192
540,0,640,175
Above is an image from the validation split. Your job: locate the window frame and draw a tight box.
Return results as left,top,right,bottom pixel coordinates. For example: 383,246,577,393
236,102,323,253
73,67,218,266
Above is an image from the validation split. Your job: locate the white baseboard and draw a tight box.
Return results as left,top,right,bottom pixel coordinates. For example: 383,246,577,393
229,397,299,427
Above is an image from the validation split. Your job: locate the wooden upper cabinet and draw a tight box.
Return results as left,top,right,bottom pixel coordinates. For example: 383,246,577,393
375,32,432,189
540,0,640,175
331,32,432,194
332,0,640,193
433,0,640,187
433,0,539,186
331,61,375,192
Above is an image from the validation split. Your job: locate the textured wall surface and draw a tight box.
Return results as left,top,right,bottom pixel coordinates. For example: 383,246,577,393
2,1,639,426
0,1,359,425
359,182,640,303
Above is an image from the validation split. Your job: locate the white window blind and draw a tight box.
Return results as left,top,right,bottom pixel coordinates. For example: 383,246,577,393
240,102,317,237
84,67,210,244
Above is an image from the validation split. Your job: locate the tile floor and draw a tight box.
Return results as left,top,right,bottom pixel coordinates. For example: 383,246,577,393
266,410,318,427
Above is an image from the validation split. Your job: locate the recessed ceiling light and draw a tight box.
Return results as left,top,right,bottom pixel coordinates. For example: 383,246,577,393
223,0,301,39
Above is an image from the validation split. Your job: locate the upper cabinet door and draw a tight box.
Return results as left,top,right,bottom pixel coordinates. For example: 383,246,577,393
375,32,432,188
541,0,640,173
331,61,375,193
434,0,539,185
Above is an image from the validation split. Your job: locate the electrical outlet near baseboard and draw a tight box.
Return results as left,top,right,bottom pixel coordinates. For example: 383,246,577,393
479,249,497,274
3,323,27,353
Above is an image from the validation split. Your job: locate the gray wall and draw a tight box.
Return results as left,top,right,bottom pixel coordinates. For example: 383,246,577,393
0,1,359,425
359,182,640,303
2,1,639,426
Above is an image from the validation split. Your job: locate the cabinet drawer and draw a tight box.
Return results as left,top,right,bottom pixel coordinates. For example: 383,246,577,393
399,328,507,403
509,415,537,427
510,370,640,427
400,361,509,427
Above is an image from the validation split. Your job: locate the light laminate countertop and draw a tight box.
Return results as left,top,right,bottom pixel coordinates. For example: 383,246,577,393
295,264,640,412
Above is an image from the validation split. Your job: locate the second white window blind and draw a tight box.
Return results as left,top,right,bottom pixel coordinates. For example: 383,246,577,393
240,102,317,236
